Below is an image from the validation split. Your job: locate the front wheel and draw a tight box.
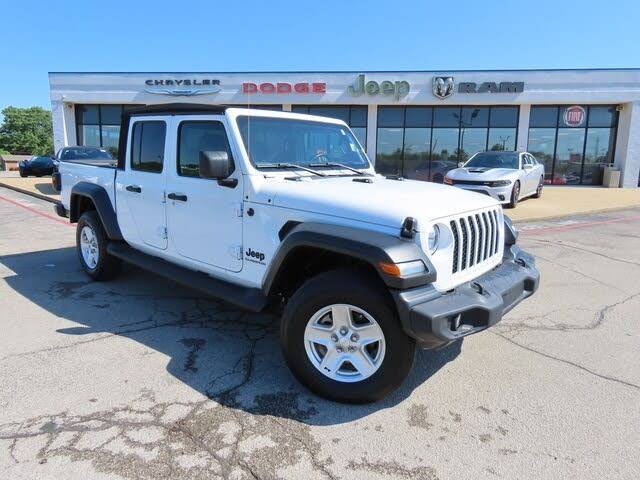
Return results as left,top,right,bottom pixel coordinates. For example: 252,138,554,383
280,270,415,403
507,181,520,208
76,211,121,281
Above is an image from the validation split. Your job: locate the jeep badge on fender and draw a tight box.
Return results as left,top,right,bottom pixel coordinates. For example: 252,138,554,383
56,103,539,404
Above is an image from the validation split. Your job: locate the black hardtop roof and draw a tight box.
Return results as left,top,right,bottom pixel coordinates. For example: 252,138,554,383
124,103,229,118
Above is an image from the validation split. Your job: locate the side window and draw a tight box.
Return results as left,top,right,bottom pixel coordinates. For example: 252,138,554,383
177,121,233,178
131,121,166,173
529,154,538,165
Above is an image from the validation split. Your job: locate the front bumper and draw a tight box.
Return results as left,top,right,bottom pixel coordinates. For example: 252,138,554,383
392,245,539,348
453,183,512,203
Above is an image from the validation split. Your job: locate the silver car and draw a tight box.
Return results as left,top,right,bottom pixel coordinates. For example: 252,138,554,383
444,151,545,208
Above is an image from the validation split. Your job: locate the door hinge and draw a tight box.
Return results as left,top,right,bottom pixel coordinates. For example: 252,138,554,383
236,203,243,217
161,227,168,240
231,246,243,260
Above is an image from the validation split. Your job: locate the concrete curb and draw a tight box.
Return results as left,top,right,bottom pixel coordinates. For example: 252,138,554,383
511,204,640,224
0,182,60,204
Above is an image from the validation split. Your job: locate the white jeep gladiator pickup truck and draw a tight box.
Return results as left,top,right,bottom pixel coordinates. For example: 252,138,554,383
55,104,539,403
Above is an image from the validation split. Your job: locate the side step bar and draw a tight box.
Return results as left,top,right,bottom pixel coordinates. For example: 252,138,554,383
107,242,268,312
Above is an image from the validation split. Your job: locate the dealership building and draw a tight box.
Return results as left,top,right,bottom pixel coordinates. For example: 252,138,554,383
48,69,640,187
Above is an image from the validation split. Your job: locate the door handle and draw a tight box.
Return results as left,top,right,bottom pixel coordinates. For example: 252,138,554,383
126,185,142,193
167,193,188,202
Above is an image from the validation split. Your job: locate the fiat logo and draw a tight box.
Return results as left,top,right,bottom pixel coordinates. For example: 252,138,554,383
563,106,585,127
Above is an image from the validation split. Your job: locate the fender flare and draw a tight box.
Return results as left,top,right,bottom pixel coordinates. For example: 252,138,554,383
263,222,436,295
70,182,123,241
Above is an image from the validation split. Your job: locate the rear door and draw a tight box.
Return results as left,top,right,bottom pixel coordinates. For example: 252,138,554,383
165,117,243,272
116,118,168,250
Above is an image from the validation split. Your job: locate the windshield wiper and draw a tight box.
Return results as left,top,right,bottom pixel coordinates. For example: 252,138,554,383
308,162,371,176
255,163,326,177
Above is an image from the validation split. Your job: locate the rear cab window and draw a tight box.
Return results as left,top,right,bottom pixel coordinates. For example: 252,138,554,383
130,121,166,173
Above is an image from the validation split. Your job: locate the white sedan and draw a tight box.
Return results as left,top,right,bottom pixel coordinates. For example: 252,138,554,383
444,151,545,208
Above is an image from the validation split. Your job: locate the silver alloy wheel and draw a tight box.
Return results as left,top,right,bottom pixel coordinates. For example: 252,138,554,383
304,304,386,383
537,179,543,195
80,225,99,269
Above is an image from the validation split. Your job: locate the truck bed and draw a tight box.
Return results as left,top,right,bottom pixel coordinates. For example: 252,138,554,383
60,161,117,211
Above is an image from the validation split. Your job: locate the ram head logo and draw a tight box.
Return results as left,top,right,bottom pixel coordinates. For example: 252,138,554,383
433,76,454,99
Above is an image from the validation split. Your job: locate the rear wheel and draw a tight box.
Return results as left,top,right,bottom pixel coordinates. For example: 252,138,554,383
533,177,543,198
19,171,27,178
281,269,415,403
507,181,520,208
76,211,121,281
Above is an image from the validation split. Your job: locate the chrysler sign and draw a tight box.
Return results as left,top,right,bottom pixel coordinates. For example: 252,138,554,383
144,78,222,96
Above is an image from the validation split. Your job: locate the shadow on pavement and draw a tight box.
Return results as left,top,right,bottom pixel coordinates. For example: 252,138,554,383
34,182,59,197
1,246,462,426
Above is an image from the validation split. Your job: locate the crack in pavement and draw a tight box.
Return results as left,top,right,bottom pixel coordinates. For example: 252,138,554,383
492,331,640,391
498,291,640,335
528,238,640,267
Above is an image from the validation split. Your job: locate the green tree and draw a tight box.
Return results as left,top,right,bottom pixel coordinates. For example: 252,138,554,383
490,143,505,151
0,106,53,155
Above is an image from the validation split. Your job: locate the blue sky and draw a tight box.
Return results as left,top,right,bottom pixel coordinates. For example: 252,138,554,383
1,0,639,111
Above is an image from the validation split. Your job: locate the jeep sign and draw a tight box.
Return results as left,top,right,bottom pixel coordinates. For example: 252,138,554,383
348,74,410,100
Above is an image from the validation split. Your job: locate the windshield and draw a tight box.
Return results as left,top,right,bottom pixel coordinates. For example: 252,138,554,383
61,148,113,160
236,116,370,170
464,151,519,170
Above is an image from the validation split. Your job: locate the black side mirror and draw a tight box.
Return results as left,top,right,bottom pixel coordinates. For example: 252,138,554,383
199,151,231,179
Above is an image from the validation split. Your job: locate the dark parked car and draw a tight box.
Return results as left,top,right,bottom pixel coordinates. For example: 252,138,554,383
54,146,116,168
18,156,56,177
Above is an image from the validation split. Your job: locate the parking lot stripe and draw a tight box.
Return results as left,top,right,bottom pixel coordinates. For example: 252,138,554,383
521,214,640,236
0,194,72,227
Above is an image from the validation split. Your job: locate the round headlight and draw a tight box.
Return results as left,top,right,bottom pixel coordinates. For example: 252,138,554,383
427,224,440,254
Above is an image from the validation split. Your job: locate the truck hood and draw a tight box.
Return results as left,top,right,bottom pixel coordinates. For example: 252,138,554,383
447,167,518,180
262,175,499,231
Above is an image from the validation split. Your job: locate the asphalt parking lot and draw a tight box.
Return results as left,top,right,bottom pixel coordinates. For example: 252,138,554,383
0,188,639,480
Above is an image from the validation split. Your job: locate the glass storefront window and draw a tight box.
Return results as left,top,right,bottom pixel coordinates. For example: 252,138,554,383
530,106,558,127
375,128,404,175
433,107,460,127
487,128,516,151
79,125,100,147
460,128,487,162
527,128,556,182
402,128,431,180
430,128,459,161
528,105,618,185
490,107,519,127
376,106,518,182
555,128,585,184
75,104,143,155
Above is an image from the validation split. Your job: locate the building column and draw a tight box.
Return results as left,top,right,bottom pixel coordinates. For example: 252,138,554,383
614,101,640,188
51,101,76,152
516,104,530,151
282,104,292,112
366,105,377,164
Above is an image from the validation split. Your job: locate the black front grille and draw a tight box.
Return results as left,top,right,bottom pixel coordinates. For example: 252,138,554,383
451,220,459,273
450,209,501,275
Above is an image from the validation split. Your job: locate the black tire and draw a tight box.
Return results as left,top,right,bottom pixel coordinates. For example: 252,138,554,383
433,173,444,184
533,177,543,198
281,269,415,404
19,171,27,178
76,211,121,281
507,181,520,208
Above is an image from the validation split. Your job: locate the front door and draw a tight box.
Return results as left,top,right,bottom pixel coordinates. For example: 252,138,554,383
165,117,243,272
117,119,168,250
